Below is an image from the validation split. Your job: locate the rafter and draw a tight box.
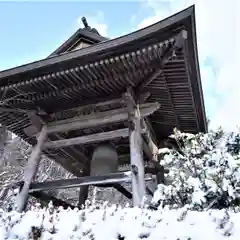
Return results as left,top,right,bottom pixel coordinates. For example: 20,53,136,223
137,30,188,91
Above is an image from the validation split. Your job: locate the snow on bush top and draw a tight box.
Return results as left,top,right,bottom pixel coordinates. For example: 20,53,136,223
1,203,240,239
1,128,240,239
152,128,240,210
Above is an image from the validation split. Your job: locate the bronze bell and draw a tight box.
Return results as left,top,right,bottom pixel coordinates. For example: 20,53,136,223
90,144,118,176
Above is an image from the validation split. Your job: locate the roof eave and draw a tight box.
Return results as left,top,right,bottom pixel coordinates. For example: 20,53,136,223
190,7,208,132
0,5,195,80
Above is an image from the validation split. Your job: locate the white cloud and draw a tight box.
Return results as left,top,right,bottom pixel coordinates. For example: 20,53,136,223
77,11,108,37
136,0,239,131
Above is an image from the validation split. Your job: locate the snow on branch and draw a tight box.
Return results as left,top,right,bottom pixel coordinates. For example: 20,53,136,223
152,127,240,210
0,202,240,239
0,128,240,238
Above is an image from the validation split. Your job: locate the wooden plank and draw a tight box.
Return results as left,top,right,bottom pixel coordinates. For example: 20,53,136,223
43,128,129,149
28,171,153,192
47,102,160,134
15,181,76,209
16,126,48,212
29,171,132,192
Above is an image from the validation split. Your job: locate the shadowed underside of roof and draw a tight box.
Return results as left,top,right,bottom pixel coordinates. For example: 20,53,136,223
0,5,207,175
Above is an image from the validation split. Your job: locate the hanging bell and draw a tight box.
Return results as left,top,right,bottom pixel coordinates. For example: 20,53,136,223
90,144,118,176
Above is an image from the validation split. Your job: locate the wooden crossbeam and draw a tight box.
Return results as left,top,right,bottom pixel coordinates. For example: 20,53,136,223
46,102,160,134
28,171,153,192
43,128,129,149
16,181,76,209
24,112,89,170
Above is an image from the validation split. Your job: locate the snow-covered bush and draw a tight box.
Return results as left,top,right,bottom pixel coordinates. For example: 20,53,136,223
1,128,240,239
1,202,240,239
152,128,240,211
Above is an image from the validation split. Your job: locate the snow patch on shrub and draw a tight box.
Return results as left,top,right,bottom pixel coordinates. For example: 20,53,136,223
0,128,240,239
1,204,240,239
152,128,240,210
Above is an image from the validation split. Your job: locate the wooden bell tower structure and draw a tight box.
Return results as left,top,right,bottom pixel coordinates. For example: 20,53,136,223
0,6,207,212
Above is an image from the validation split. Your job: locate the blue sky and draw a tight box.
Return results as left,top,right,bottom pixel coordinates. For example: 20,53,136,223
0,1,149,69
0,1,238,130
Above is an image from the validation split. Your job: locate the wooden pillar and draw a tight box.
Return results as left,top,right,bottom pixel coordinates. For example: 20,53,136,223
129,105,146,206
77,161,91,208
16,126,47,212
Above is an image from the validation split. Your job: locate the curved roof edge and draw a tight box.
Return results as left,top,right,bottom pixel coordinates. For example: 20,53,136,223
0,5,208,135
0,5,195,79
188,6,208,133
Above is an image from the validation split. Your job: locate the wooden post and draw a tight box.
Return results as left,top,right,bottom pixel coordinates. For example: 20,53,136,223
16,126,47,212
78,161,91,208
128,105,146,206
